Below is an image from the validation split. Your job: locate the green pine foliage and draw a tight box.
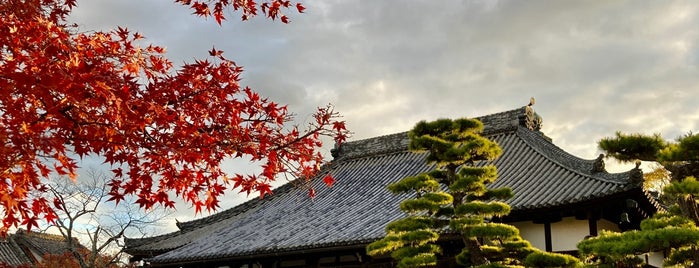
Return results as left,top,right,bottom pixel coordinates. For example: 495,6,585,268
659,133,699,162
598,132,666,162
663,176,699,196
578,213,699,266
581,131,699,266
368,117,577,267
524,251,581,267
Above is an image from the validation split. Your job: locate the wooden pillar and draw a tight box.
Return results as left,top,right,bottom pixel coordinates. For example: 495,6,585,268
544,222,552,252
533,213,561,252
258,260,277,268
360,255,369,268
588,218,598,237
305,256,319,268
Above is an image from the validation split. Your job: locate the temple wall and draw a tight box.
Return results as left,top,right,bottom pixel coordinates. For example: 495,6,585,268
512,217,623,252
550,217,591,251
511,221,546,250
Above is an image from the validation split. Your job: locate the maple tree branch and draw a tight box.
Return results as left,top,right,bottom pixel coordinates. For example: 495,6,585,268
1,0,343,236
166,88,209,107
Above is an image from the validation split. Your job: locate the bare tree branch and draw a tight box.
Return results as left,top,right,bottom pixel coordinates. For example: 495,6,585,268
39,169,171,268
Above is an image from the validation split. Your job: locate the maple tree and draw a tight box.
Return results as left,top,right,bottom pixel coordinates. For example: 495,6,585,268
0,0,348,234
34,251,122,268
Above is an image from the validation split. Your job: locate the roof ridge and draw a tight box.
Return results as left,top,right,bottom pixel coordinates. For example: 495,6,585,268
514,126,633,185
332,106,543,161
14,229,66,241
125,230,183,249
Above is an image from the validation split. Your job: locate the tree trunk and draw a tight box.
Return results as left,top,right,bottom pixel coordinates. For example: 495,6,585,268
665,162,699,225
465,237,488,266
678,195,699,226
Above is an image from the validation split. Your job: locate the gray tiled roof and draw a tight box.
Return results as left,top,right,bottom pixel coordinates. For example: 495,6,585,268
125,106,656,264
0,229,82,266
0,238,31,266
11,229,84,257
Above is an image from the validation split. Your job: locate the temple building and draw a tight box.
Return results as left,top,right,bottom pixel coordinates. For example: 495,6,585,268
125,106,661,267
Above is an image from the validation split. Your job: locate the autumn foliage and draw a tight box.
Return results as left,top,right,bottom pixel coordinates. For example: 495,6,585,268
34,250,121,268
177,0,306,24
0,0,348,234
0,252,120,268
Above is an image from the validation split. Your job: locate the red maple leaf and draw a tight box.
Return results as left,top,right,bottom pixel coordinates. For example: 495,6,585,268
322,174,335,188
44,211,58,225
280,15,290,23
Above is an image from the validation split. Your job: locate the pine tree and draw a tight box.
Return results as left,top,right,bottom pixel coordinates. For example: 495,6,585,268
367,118,571,267
578,132,699,266
365,172,447,267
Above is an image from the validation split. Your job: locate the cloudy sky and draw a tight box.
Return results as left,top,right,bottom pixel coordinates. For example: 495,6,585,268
68,0,699,233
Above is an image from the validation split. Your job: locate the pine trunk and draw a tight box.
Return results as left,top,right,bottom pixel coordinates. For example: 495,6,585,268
679,196,699,226
465,237,488,266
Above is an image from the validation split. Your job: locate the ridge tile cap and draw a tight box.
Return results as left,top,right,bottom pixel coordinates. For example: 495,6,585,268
333,106,541,161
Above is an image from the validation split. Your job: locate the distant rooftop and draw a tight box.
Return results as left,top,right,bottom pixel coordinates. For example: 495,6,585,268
0,229,84,266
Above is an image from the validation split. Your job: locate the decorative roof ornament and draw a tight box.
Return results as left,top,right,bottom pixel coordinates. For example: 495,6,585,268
591,154,606,173
629,160,644,185
521,106,542,131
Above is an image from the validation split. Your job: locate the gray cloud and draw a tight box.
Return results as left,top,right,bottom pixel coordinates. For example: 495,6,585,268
69,0,699,233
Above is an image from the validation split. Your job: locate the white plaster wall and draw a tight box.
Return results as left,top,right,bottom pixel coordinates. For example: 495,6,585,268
510,221,545,250
512,218,663,266
513,217,622,252
551,217,590,251
644,252,664,267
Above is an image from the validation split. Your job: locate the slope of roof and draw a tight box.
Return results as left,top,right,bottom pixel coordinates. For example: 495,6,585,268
0,238,31,266
0,229,83,266
125,106,654,265
12,229,74,257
